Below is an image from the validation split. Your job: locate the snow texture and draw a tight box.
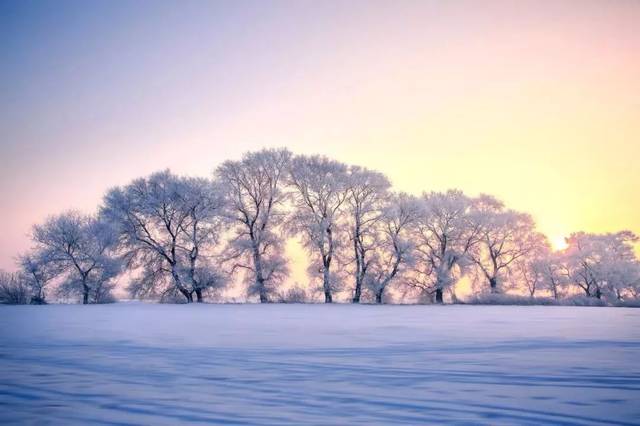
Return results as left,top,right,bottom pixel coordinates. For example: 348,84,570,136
1,304,639,425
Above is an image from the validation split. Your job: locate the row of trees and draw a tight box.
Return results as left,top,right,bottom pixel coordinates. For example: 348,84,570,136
2,148,639,305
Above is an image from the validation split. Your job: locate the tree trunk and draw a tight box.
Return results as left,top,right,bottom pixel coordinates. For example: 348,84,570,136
253,243,268,303
353,280,362,304
375,288,384,304
435,288,444,304
489,277,498,293
179,288,193,303
82,288,89,305
323,262,333,303
195,288,203,303
258,278,268,303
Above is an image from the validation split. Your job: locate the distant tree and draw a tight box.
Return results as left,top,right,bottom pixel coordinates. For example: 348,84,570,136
410,190,481,303
469,196,542,294
216,149,291,303
344,166,391,303
288,155,349,303
532,251,568,300
31,211,121,304
508,236,551,297
365,193,420,303
562,231,640,300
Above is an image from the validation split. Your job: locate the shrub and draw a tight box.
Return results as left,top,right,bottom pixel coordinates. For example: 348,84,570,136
561,295,607,307
464,293,559,306
275,286,309,303
0,272,30,305
613,298,640,308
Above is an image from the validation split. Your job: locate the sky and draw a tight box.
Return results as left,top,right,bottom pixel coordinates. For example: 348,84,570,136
1,0,639,275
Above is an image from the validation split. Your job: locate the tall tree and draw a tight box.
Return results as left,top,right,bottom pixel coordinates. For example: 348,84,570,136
216,149,291,303
345,166,390,303
288,155,349,303
410,190,481,303
366,193,420,303
179,177,227,302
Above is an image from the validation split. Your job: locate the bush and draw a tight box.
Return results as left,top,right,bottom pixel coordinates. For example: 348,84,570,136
275,286,309,303
0,272,31,305
613,298,640,308
464,293,559,306
29,295,47,305
562,295,607,307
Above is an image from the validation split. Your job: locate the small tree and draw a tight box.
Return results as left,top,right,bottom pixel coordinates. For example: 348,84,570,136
17,252,61,304
508,236,550,297
345,166,391,303
288,155,350,303
0,271,30,305
533,251,567,299
31,212,121,304
216,149,291,302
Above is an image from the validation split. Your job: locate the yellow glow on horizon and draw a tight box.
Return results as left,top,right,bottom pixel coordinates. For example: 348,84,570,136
551,236,569,252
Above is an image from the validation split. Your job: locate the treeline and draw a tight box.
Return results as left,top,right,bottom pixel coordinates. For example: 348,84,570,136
1,148,639,306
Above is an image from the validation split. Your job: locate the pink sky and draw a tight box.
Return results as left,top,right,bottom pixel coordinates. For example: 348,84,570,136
1,0,639,273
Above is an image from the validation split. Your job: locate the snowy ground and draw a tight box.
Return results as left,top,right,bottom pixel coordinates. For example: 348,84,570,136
1,304,639,425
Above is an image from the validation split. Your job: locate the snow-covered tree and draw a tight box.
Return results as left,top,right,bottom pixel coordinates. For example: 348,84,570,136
101,171,225,302
410,190,482,303
562,231,640,300
216,148,291,303
17,251,61,304
532,251,568,299
344,166,391,303
31,211,121,304
179,177,227,302
508,236,551,297
365,193,420,303
288,155,349,303
469,196,543,294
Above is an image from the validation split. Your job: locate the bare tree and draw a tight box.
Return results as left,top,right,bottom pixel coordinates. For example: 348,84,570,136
365,193,420,303
216,149,291,303
288,155,349,303
345,166,391,303
410,190,481,303
31,211,121,304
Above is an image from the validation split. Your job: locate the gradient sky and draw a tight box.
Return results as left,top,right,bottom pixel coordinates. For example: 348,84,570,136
1,0,639,273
